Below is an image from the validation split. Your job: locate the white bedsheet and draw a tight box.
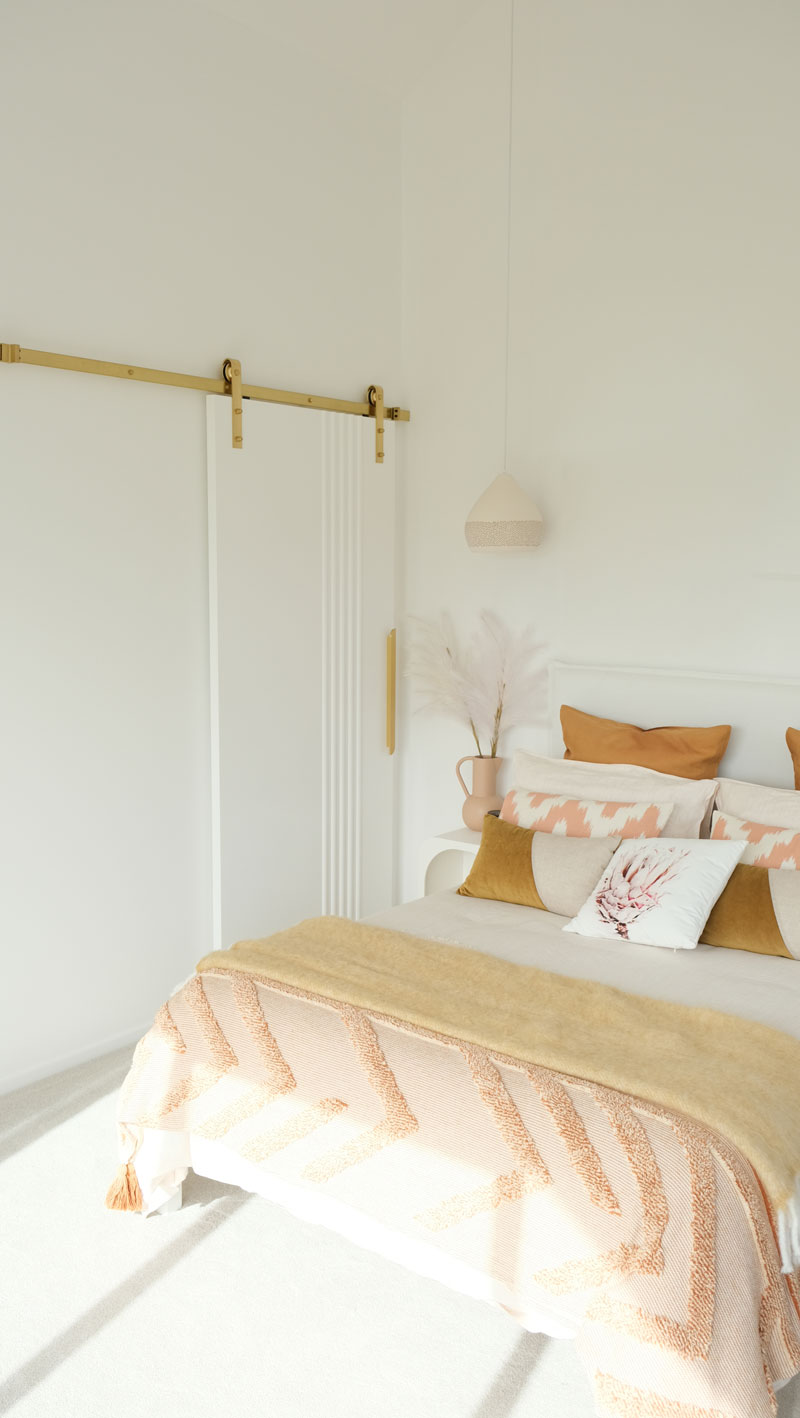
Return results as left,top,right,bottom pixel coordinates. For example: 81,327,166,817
366,889,800,1042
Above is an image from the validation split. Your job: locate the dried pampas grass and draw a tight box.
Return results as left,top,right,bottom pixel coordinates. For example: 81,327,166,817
406,611,546,757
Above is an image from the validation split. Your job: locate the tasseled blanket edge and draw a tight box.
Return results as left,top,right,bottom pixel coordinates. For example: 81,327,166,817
105,1160,143,1213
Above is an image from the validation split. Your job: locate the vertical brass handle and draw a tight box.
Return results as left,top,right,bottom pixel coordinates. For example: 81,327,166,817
386,628,396,755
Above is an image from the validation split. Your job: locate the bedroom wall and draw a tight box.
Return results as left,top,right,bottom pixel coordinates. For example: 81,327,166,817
0,0,402,1090
6,0,799,1085
397,0,800,900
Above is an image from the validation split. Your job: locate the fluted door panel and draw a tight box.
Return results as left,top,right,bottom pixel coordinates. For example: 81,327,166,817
208,397,394,951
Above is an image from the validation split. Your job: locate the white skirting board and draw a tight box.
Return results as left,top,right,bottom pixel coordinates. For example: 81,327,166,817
0,1021,145,1096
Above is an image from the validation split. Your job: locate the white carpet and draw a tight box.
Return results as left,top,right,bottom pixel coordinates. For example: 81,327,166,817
1,1047,798,1418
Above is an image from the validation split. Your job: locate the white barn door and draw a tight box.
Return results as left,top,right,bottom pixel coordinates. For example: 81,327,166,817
207,396,395,952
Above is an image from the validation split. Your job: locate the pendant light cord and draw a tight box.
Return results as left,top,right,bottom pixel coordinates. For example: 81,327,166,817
502,0,515,475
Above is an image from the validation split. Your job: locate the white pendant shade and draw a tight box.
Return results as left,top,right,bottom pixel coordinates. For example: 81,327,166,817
464,473,543,553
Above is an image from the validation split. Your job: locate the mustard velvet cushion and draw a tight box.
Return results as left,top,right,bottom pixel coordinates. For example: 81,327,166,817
561,704,731,782
700,862,800,960
458,812,619,917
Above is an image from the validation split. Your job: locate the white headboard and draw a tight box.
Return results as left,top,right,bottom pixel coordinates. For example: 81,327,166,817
549,662,800,788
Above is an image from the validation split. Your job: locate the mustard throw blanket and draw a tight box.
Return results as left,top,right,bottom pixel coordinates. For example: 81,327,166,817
197,915,800,1214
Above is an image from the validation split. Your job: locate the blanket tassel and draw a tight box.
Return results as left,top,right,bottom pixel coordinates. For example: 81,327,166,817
105,1161,143,1213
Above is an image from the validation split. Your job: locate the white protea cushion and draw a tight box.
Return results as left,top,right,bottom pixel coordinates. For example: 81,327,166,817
565,837,745,950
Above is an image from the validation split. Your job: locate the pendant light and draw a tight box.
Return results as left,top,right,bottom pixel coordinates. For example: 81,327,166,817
464,0,543,554
465,472,543,552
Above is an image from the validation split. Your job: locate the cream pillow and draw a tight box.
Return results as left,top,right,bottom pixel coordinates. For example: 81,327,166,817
511,750,717,839
715,778,800,832
564,838,745,950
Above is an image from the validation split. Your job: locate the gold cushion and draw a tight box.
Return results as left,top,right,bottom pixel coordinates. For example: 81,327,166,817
700,863,799,959
458,814,546,909
560,704,730,782
458,812,619,917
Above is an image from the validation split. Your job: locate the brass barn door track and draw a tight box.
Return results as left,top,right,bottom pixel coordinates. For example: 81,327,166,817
0,342,408,462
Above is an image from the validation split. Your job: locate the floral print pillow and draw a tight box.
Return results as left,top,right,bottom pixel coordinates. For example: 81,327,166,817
564,839,745,950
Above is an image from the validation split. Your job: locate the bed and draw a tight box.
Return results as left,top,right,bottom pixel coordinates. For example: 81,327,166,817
108,664,800,1417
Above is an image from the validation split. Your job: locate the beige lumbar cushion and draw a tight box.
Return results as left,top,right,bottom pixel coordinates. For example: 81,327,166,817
458,812,619,918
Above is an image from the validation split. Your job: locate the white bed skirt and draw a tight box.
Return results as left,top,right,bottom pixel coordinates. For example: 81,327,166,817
136,1126,584,1341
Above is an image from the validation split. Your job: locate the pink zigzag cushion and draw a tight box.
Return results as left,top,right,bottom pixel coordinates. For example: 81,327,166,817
711,810,800,870
500,790,672,839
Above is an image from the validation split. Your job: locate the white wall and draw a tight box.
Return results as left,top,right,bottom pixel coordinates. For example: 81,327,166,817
397,0,800,900
5,0,800,1083
0,0,402,1090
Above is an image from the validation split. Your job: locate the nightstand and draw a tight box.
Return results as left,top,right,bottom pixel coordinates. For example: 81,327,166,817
419,828,481,897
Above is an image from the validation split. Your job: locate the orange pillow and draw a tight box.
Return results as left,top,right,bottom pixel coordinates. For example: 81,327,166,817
561,705,730,782
787,728,800,790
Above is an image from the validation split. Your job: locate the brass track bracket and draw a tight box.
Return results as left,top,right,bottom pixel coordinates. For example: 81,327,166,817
368,384,384,464
222,357,243,450
0,344,21,363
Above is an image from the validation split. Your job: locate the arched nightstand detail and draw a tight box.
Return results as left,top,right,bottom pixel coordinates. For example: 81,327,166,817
418,829,481,898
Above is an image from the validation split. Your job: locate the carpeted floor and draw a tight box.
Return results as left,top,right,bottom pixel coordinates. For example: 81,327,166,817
1,1049,799,1418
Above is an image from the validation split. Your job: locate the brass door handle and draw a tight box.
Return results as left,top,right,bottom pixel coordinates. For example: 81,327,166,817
386,629,396,755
